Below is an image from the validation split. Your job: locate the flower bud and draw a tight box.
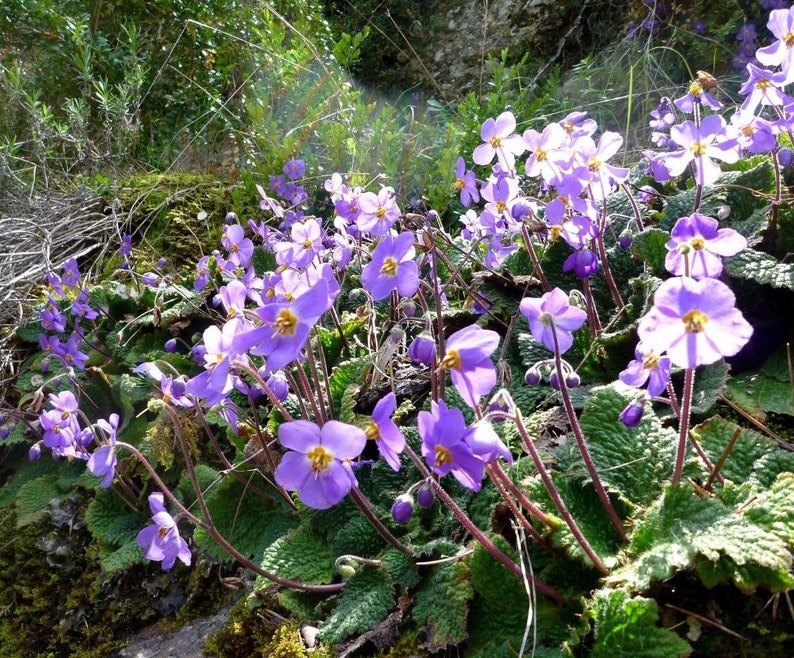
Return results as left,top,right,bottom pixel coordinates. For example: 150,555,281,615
416,483,435,509
337,563,357,579
716,205,731,221
0,426,9,440
391,493,414,524
549,372,561,390
164,338,178,353
779,148,793,168
408,333,436,367
619,400,645,428
225,212,237,224
29,443,42,461
142,272,158,287
40,359,50,373
157,257,168,269
266,371,290,402
618,232,633,250
565,372,581,388
171,378,187,398
524,368,541,386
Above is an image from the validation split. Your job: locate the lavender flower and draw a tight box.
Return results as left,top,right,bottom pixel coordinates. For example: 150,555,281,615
87,414,119,488
439,325,499,407
664,212,747,279
136,492,192,569
619,346,671,397
519,288,587,354
275,420,366,509
361,232,420,301
364,392,406,471
473,111,525,171
454,157,479,207
637,276,753,369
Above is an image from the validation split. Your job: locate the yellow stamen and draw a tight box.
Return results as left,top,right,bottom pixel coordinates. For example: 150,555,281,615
365,421,380,441
434,445,452,467
272,309,298,336
690,141,707,157
642,353,659,370
380,257,398,276
682,309,708,333
307,446,333,473
490,136,502,148
690,237,705,251
439,349,461,370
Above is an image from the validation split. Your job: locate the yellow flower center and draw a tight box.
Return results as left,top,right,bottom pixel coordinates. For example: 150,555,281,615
690,237,705,251
490,136,502,148
785,31,794,47
380,257,398,276
535,148,547,162
548,225,562,241
454,177,465,190
642,353,659,370
273,309,298,336
756,78,770,90
690,141,707,157
688,82,703,97
307,446,333,473
496,201,507,214
439,349,461,371
682,309,709,333
587,157,602,172
303,239,313,249
563,121,574,134
434,445,452,467
376,207,386,219
365,421,380,441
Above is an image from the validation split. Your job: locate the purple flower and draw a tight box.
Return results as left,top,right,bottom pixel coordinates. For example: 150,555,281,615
439,325,499,407
454,157,479,207
574,131,629,200
415,482,434,508
136,492,192,569
519,288,587,354
523,122,572,185
473,111,525,171
619,345,671,397
233,279,331,371
418,400,486,491
222,224,254,268
674,81,722,114
61,258,81,288
657,115,739,187
87,414,119,488
619,399,646,428
283,158,306,180
563,248,600,279
361,232,420,301
664,212,747,279
364,392,405,471
738,63,790,115
637,276,753,369
756,7,794,84
274,420,366,509
120,233,133,257
356,187,401,236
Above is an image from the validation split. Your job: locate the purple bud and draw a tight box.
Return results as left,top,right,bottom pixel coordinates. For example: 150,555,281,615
29,443,42,461
779,148,793,168
401,299,418,318
408,333,436,367
142,272,158,287
171,378,187,398
565,372,581,388
618,232,633,250
511,198,532,221
549,372,561,390
191,344,207,364
416,483,434,509
265,371,290,402
0,426,9,440
164,338,178,353
157,257,167,269
619,400,645,428
524,368,541,386
40,359,50,373
225,212,237,223
120,261,130,270
391,494,414,524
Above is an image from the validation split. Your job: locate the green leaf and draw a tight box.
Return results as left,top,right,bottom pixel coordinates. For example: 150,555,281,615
724,346,794,418
86,488,145,545
578,383,678,507
630,228,669,277
15,475,61,526
725,247,794,289
258,524,336,585
381,548,420,588
622,483,794,592
98,537,147,572
413,559,474,650
193,476,298,563
317,566,394,644
584,589,690,658
690,360,730,415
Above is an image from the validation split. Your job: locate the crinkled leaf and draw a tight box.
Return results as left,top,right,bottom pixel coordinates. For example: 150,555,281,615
630,228,669,277
583,589,690,658
317,567,395,644
98,537,147,572
724,346,794,418
725,248,794,289
381,548,420,588
258,524,336,585
413,559,473,650
86,488,145,545
578,383,677,507
621,483,794,592
690,360,730,415
14,461,82,526
193,476,298,563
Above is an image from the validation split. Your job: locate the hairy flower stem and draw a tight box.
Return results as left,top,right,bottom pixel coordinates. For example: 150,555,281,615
509,413,608,575
486,464,545,545
487,461,554,529
672,368,695,485
550,323,627,542
402,445,562,600
428,476,563,602
521,226,551,292
581,277,602,336
620,182,645,232
349,487,414,556
117,441,344,593
594,233,625,313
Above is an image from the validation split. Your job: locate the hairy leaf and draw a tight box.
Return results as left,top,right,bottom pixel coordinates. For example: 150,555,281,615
318,566,395,644
725,248,794,289
413,559,474,650
86,488,145,545
630,228,669,277
258,524,336,585
584,589,690,658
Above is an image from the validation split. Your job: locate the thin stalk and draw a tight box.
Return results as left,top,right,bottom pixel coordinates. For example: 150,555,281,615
704,426,740,491
672,368,695,485
550,323,627,541
349,487,414,556
487,461,555,529
509,412,609,575
487,464,546,545
521,224,551,292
